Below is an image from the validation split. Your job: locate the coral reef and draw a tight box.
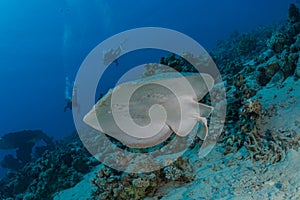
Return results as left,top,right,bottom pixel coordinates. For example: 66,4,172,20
86,5,300,197
237,34,257,55
0,130,55,171
288,3,300,24
2,4,300,200
159,53,197,73
89,156,194,200
0,133,98,200
142,53,198,78
140,4,300,172
215,4,300,169
211,25,274,75
267,32,289,53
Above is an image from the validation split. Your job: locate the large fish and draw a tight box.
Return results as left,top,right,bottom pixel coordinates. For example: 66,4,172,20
84,72,214,148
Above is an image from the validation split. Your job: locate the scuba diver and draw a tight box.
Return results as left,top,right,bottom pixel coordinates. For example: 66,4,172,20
103,39,127,66
64,76,72,112
103,46,122,66
64,76,79,112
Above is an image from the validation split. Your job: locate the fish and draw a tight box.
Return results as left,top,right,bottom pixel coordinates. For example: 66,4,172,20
84,72,214,149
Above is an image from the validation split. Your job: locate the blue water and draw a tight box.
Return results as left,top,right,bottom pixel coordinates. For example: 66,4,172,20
0,0,295,177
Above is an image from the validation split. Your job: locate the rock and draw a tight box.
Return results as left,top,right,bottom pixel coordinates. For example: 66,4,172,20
264,60,280,77
290,34,300,52
287,22,300,38
257,49,275,63
294,53,300,77
267,70,284,88
267,32,288,53
257,56,280,86
281,52,297,77
288,3,300,24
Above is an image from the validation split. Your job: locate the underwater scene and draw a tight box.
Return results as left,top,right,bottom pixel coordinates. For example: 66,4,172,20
1,0,300,199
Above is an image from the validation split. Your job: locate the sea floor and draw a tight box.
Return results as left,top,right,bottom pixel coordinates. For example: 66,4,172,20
54,146,300,199
54,76,300,199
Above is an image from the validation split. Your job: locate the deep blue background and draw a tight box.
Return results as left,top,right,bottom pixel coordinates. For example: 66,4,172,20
0,0,295,176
